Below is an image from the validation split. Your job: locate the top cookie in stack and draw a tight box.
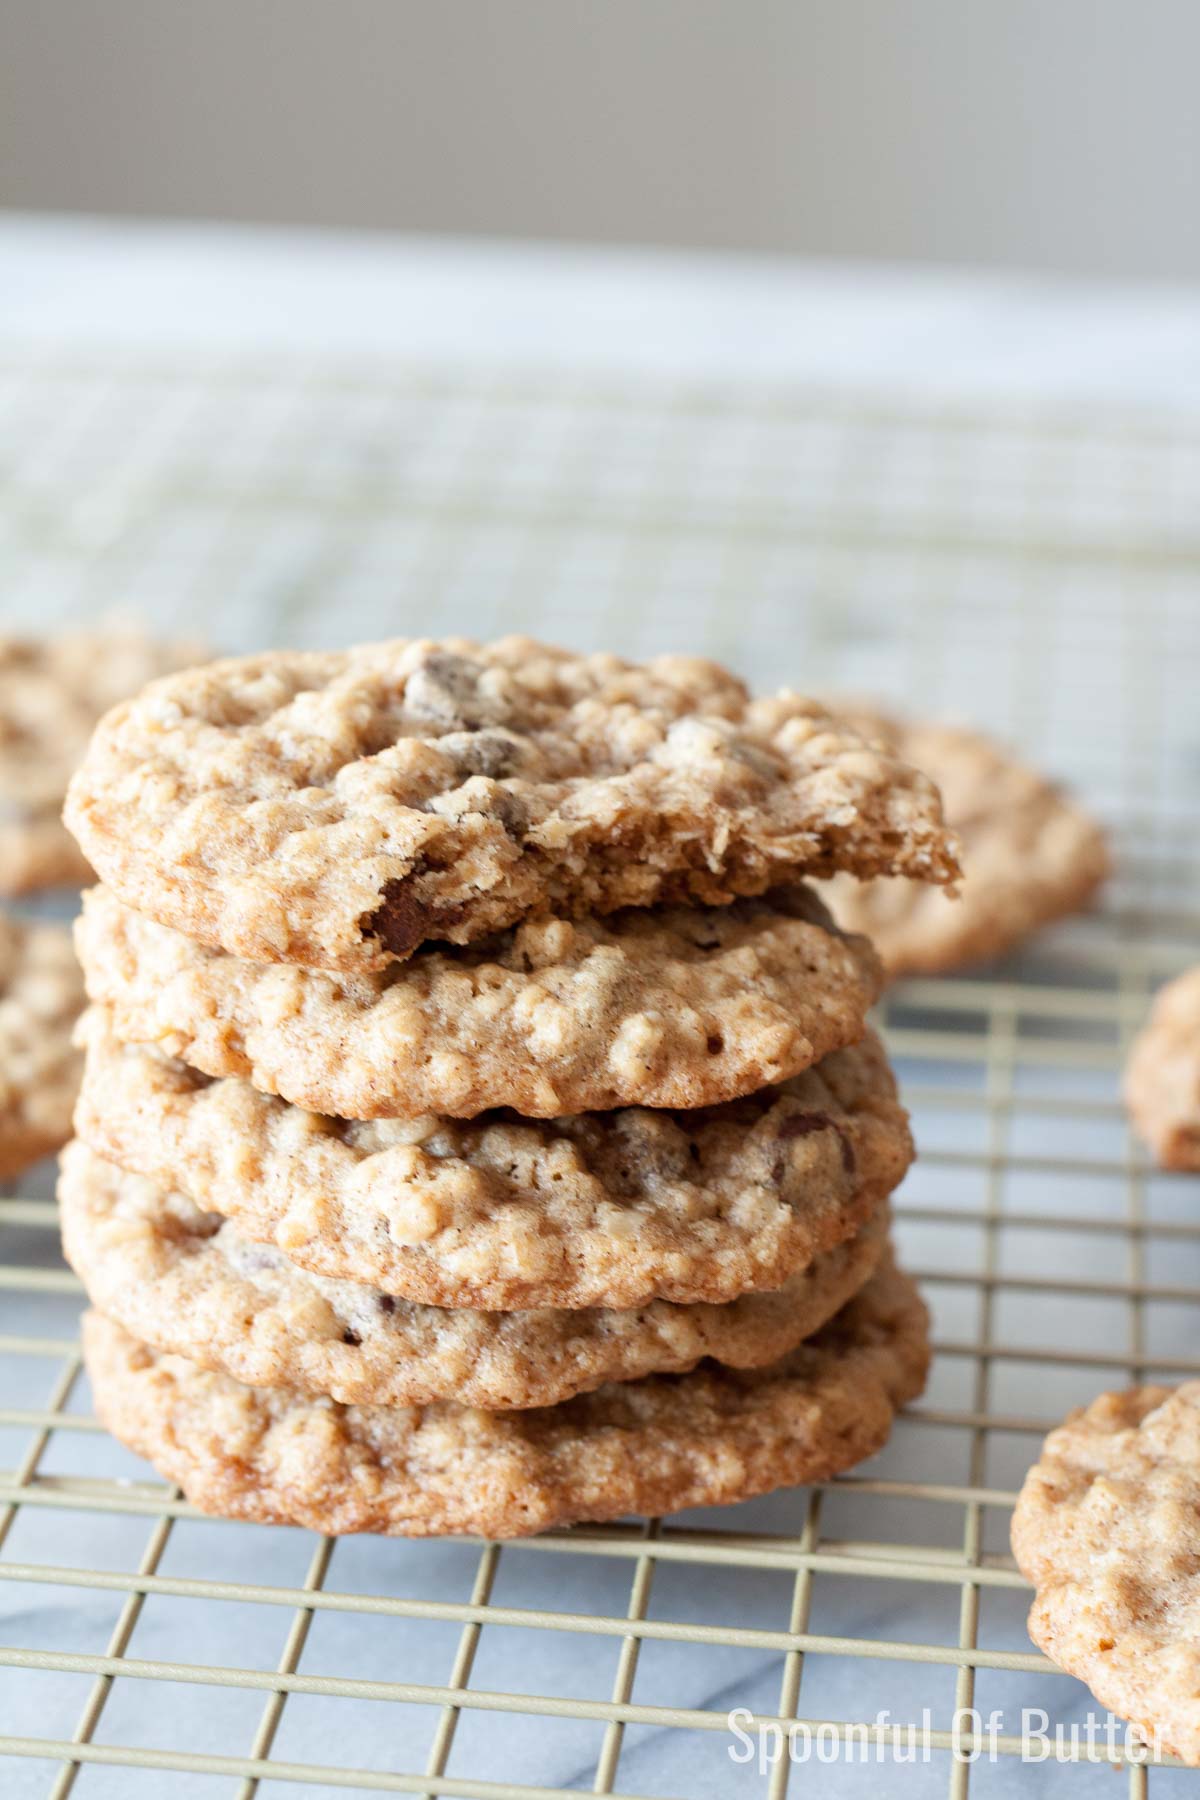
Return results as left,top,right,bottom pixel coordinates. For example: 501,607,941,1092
63,637,959,970
63,636,960,1539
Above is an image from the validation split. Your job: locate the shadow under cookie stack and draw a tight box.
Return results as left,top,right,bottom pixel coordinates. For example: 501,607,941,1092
60,637,958,1539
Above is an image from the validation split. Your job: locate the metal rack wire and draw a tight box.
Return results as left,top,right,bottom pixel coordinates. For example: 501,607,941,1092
1,348,1199,1796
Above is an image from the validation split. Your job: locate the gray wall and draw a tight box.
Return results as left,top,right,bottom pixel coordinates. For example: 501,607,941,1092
3,0,1198,279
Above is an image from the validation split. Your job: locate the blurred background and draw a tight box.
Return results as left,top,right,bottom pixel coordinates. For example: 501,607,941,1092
4,0,1200,278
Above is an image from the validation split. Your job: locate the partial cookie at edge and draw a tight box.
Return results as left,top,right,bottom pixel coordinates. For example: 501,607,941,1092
1012,1383,1200,1765
0,913,83,1178
83,1253,930,1539
1124,967,1200,1171
0,626,202,894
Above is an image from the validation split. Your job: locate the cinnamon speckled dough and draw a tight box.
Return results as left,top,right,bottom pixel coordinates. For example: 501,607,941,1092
1124,967,1200,1171
83,1252,930,1538
75,883,881,1119
64,637,960,972
1012,1383,1200,1764
60,1142,889,1412
0,626,202,892
75,1018,912,1310
0,914,84,1177
822,711,1108,978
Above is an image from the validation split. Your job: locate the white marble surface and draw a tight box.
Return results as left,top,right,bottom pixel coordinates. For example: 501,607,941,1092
2,217,1200,1798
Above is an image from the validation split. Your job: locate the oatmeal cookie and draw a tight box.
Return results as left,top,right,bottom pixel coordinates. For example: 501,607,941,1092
65,637,959,970
1124,967,1200,1171
1012,1383,1200,1764
83,1252,929,1538
0,626,200,892
75,883,881,1118
75,1017,913,1309
60,1142,889,1411
0,913,83,1176
822,710,1107,978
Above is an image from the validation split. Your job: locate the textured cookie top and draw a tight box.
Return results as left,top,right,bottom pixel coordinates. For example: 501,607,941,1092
1124,967,1200,1172
0,913,84,1177
822,710,1108,979
76,882,881,1118
83,1253,929,1538
0,626,200,894
60,1142,887,1412
1011,1383,1200,1764
76,1015,912,1309
64,637,960,970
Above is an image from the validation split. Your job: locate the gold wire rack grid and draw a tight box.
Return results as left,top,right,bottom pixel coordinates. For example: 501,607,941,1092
1,349,1200,1797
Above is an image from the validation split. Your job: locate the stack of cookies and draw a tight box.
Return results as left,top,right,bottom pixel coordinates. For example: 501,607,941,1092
60,637,958,1539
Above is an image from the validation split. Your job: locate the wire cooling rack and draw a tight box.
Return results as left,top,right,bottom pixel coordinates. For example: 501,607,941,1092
2,349,1200,1797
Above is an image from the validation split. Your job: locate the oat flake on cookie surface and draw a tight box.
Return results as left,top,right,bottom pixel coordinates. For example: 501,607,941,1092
1012,1383,1200,1764
75,882,881,1119
1124,967,1200,1171
0,626,202,893
76,1016,912,1310
821,709,1108,978
0,913,84,1177
83,1251,929,1538
64,637,960,971
60,1141,889,1412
